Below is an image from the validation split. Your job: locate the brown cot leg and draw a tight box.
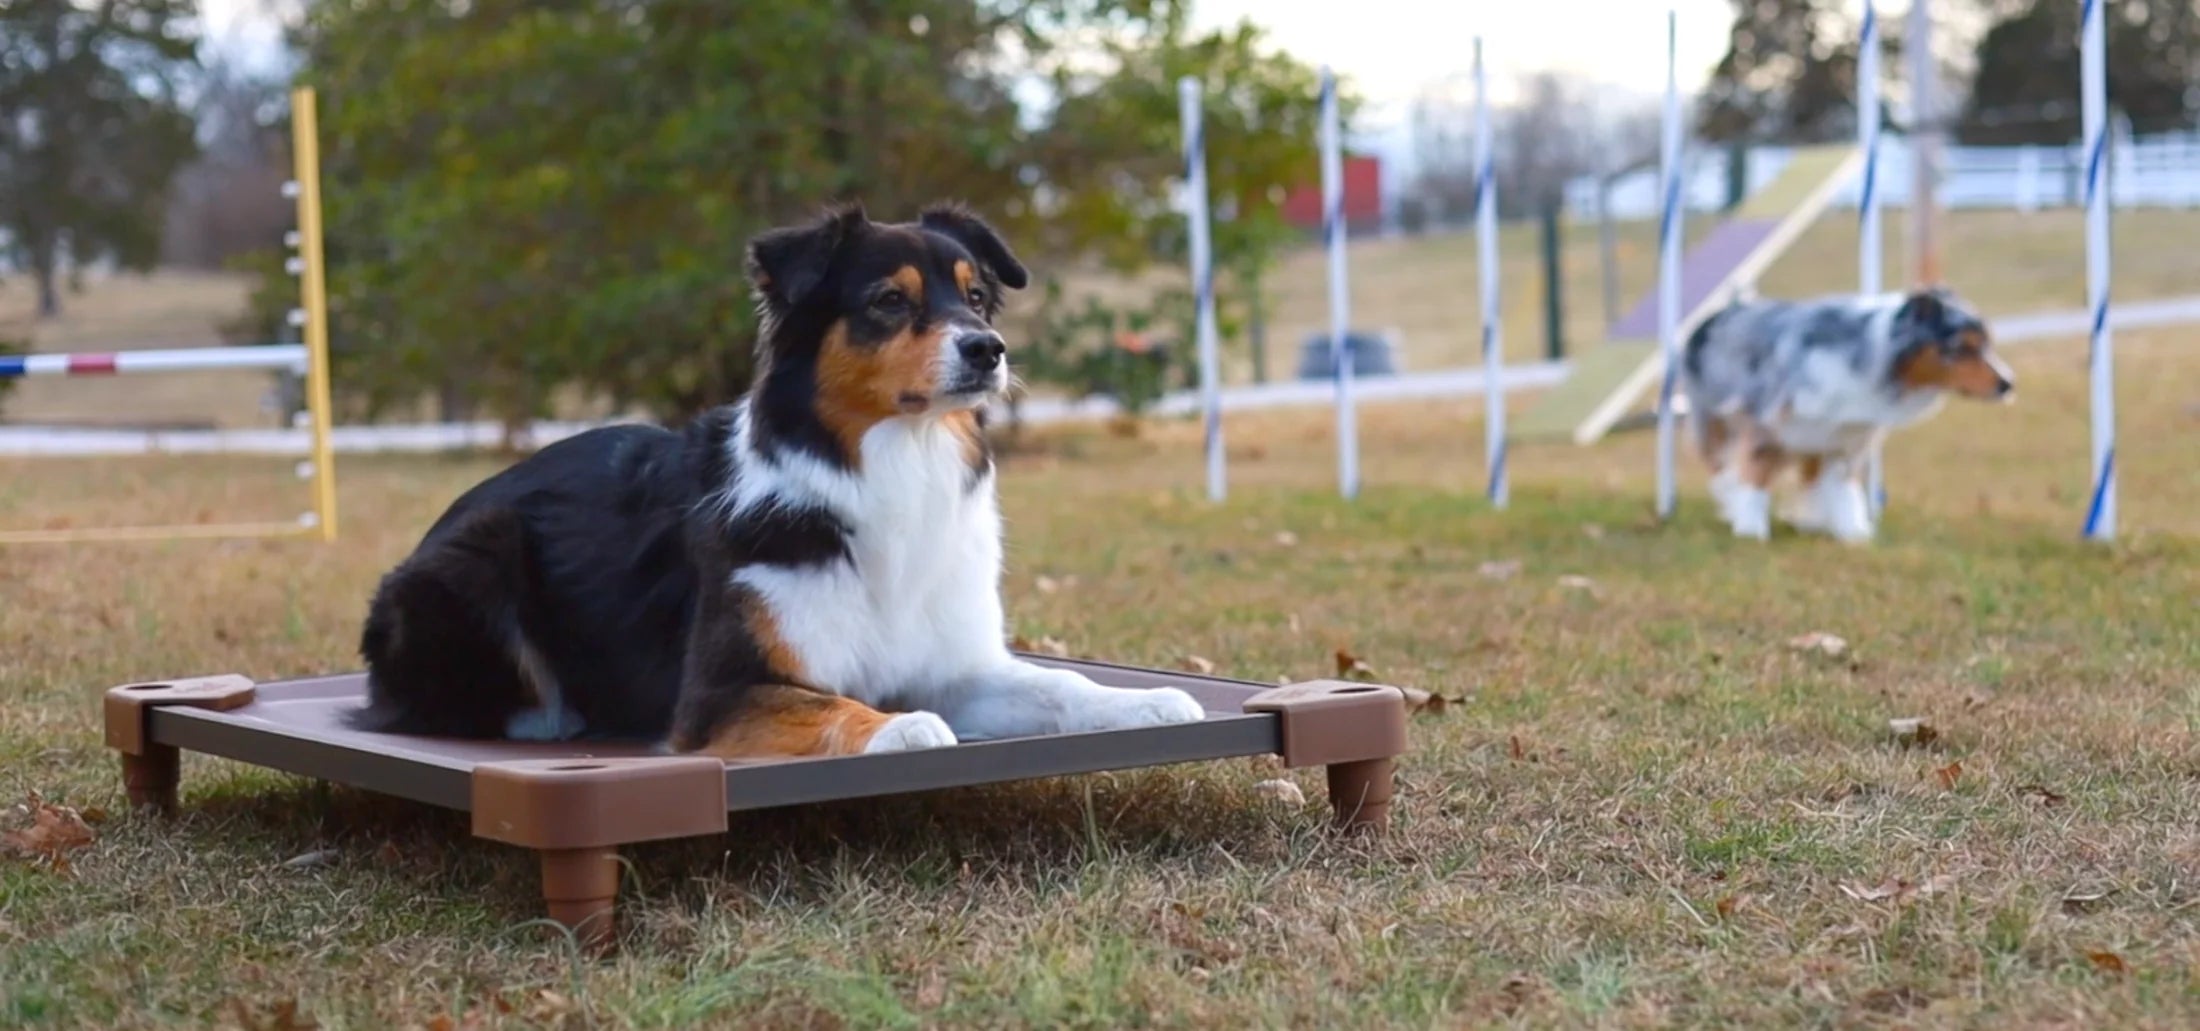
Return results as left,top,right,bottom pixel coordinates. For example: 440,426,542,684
1325,757,1395,832
539,846,621,950
121,745,181,814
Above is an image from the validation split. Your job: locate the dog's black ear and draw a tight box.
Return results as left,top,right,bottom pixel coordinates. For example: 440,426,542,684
920,203,1029,290
1899,288,1946,327
747,204,868,308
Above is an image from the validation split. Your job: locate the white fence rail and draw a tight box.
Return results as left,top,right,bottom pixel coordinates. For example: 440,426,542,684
1570,134,2200,221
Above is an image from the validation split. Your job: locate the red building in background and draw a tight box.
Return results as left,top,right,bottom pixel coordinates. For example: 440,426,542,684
1278,154,1383,234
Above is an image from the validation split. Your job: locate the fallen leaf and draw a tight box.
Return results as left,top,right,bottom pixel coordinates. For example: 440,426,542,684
1286,613,1303,636
228,998,319,1031
2062,887,2119,913
2018,783,2066,806
1508,735,1528,762
1,793,97,868
1888,718,1940,747
1582,523,1607,541
2087,950,2128,975
1933,761,1963,790
1181,655,1216,675
1788,631,1850,658
1714,893,1744,919
281,849,340,870
1857,986,1930,1015
1556,574,1598,593
1034,575,1061,594
1839,874,1956,904
914,970,947,1010
1252,779,1306,805
1274,531,1299,547
1034,636,1070,658
1477,559,1522,581
1398,686,1455,715
1334,648,1377,681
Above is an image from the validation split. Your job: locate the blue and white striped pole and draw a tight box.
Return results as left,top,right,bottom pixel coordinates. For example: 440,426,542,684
1654,8,1684,520
1859,4,1886,518
1474,38,1507,508
2079,0,2116,540
1319,66,1360,501
1179,76,1226,503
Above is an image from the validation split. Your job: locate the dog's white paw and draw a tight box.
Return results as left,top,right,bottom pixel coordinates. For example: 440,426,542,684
863,711,959,753
1096,687,1207,729
1728,488,1772,541
504,705,585,741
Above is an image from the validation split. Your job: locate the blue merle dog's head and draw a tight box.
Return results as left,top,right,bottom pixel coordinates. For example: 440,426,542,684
1890,288,2013,401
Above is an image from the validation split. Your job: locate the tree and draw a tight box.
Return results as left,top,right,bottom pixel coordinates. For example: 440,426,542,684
162,54,294,271
1697,0,1888,144
1960,0,2200,144
0,0,200,318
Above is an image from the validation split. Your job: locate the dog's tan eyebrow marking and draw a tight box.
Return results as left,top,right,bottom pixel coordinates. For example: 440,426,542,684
890,266,924,297
954,260,975,294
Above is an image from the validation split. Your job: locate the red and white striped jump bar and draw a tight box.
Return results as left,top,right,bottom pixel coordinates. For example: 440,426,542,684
0,344,307,379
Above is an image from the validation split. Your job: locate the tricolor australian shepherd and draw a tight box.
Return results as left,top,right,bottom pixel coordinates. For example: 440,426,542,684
348,204,1206,757
1681,288,2013,543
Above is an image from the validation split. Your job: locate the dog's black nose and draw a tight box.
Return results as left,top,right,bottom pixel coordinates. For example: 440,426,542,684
1996,376,2015,397
957,331,1007,370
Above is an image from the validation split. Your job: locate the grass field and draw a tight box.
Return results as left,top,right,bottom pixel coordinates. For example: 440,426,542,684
3,314,2198,1026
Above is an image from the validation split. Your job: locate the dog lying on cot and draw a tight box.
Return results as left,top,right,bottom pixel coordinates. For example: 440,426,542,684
347,203,1206,756
1680,287,2014,542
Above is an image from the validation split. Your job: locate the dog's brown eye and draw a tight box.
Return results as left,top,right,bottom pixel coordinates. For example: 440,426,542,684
873,290,910,314
967,287,986,309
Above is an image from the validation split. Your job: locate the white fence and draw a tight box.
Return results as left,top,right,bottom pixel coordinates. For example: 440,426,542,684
1569,134,2200,221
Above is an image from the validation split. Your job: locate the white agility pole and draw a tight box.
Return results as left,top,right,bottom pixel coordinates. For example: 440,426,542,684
1473,38,1506,508
1654,8,1684,520
1319,66,1360,500
1859,4,1886,517
2079,0,2115,540
1178,76,1226,503
0,344,308,378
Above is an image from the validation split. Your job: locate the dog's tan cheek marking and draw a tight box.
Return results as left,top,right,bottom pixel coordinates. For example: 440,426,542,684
1896,349,1950,390
689,686,894,759
815,319,894,463
880,325,945,411
1947,353,2006,396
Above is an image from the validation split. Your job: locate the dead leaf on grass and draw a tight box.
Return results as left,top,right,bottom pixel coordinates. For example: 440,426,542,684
226,998,319,1031
281,848,340,870
1933,761,1963,790
1714,893,1746,919
1333,648,1377,681
914,969,948,1010
1840,874,1956,904
1034,575,1061,594
1,793,97,870
1556,574,1598,593
1856,986,1931,1015
2019,783,2066,806
2087,950,2129,975
1888,718,1940,747
1181,655,1217,675
1274,530,1299,547
1507,735,1528,762
1477,559,1522,581
1286,613,1303,637
1788,631,1850,658
1252,779,1306,805
1582,523,1607,540
2062,887,2119,913
1033,636,1071,658
1397,686,1460,716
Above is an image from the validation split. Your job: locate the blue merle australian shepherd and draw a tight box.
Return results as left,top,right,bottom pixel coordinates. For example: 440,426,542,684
347,204,1208,758
1681,288,2014,543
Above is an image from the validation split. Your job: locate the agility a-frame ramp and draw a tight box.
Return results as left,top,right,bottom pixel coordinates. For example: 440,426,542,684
1511,144,1864,446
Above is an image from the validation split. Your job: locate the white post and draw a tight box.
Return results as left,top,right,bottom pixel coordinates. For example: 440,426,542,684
1474,38,1507,509
1320,66,1360,500
1907,0,1941,286
1655,8,1684,520
2016,146,2042,213
2080,0,2115,540
1179,76,1226,503
1859,4,1886,518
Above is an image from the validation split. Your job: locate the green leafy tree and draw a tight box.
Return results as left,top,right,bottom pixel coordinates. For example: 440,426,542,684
0,0,200,317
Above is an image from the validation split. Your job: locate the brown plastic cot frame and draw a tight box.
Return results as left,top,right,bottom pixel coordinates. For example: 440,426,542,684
103,655,1408,949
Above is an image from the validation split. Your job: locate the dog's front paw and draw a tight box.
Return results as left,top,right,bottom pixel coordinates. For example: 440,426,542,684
1728,488,1772,541
1101,687,1207,729
863,711,959,753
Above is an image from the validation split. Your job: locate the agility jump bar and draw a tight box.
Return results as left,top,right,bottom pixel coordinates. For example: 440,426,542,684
0,345,307,379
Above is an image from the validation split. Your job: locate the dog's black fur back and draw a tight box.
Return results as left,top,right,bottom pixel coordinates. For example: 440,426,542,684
349,423,707,739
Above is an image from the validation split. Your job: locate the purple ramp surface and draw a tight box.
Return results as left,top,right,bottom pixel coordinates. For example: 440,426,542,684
1609,218,1781,339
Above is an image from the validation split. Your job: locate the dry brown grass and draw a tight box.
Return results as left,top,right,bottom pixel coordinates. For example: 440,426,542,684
3,318,2198,1027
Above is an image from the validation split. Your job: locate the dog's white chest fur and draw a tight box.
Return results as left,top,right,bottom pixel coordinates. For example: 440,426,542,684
1772,351,1946,454
727,411,1007,707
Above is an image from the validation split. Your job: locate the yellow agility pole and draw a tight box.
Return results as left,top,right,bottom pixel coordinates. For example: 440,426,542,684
292,85,339,543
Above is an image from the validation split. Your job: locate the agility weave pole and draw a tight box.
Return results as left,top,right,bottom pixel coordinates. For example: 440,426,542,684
1178,76,1226,504
0,87,337,546
2079,0,2116,541
1474,38,1507,509
1319,66,1360,501
1859,5,1886,517
1653,8,1685,520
